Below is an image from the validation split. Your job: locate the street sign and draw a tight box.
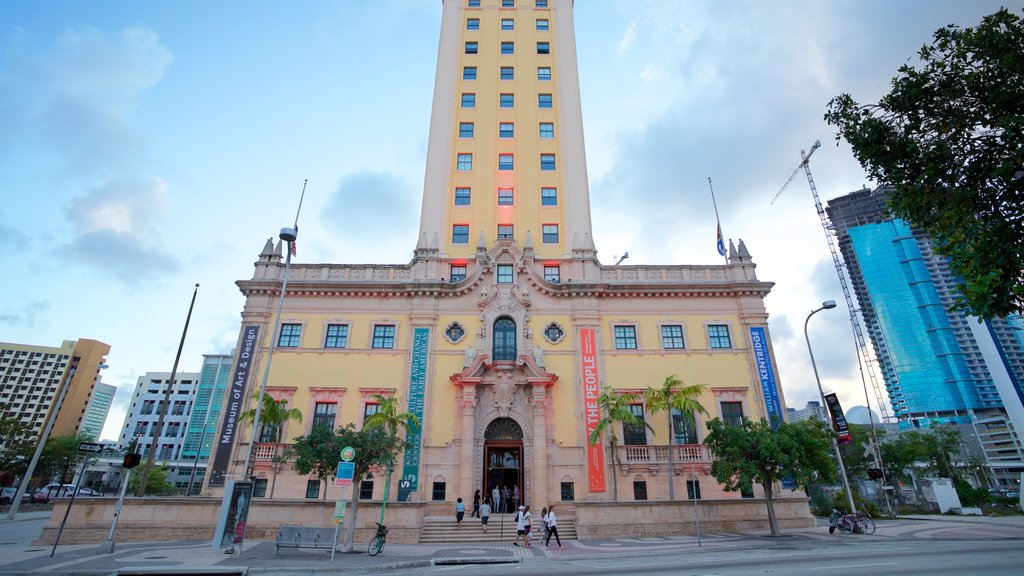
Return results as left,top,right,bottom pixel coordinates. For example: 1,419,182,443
334,499,347,524
340,446,355,462
335,461,355,487
78,442,104,453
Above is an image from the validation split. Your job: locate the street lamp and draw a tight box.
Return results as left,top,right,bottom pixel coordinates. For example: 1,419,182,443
804,300,857,514
6,362,108,519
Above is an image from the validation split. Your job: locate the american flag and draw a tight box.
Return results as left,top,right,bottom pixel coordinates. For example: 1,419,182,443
289,241,297,257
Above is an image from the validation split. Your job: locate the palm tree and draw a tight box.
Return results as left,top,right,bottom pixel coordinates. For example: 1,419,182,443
588,386,648,501
644,375,708,501
362,394,420,522
239,392,303,498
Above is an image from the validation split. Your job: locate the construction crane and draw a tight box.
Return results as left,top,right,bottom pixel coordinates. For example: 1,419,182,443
774,140,894,425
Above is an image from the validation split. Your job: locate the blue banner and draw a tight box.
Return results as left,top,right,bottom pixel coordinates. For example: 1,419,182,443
397,327,429,501
749,327,784,428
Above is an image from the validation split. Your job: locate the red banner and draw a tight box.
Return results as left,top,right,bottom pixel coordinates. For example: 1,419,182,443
580,328,606,492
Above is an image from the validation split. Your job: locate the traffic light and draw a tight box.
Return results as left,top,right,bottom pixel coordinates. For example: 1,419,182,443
866,467,883,479
123,453,142,469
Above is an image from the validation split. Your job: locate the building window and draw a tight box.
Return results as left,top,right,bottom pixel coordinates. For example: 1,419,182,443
536,0,548,7
614,325,638,350
544,265,560,283
543,323,564,343
278,324,301,347
539,93,553,108
661,325,685,349
497,224,514,240
463,66,477,80
468,0,480,6
500,67,514,81
741,485,754,498
461,93,476,108
542,223,559,243
501,42,514,55
623,404,647,445
721,401,744,427
465,41,478,55
541,187,557,206
498,154,514,170
325,324,349,348
497,264,514,284
537,67,552,81
687,479,702,500
500,93,514,108
372,325,396,349
141,400,155,416
450,265,467,282
432,482,447,501
455,187,471,206
537,41,550,55
459,122,474,138
502,0,514,8
498,188,514,205
312,402,337,430
540,154,556,170
445,322,466,343
539,122,554,139
253,478,267,498
467,18,479,31
453,224,470,244
499,122,514,138
364,402,380,424
537,19,549,31
457,153,473,170
359,479,374,500
560,481,574,501
305,479,320,499
501,18,514,30
708,324,732,348
633,480,648,501
672,408,699,444
493,317,517,360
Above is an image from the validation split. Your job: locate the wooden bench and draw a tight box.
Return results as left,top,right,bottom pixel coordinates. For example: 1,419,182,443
274,526,338,556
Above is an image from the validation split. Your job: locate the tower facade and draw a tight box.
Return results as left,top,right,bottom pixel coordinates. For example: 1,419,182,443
79,381,116,441
210,0,792,515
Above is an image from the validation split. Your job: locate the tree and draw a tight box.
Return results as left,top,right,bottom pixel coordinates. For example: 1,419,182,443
238,392,303,498
292,424,402,553
588,386,649,501
0,409,37,481
643,375,707,501
825,8,1024,318
705,418,836,536
362,394,419,521
881,427,961,481
36,433,94,487
128,465,173,495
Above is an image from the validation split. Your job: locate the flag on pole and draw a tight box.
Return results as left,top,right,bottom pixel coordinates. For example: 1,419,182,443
716,223,726,257
289,241,297,257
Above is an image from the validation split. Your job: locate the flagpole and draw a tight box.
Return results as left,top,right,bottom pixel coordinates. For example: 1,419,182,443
708,178,728,264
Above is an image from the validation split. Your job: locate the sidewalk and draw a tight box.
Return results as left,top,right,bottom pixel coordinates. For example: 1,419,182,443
0,514,1021,575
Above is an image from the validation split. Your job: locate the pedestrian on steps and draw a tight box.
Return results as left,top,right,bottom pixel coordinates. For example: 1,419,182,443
480,498,491,533
472,489,481,518
456,497,465,529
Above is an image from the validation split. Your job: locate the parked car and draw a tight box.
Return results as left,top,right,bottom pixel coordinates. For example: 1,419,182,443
29,490,50,504
43,483,77,497
1,487,29,504
75,487,101,496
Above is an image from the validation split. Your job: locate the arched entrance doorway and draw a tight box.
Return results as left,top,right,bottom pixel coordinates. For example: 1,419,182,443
484,417,523,513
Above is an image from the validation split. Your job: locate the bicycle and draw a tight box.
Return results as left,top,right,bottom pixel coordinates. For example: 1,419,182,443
836,511,876,535
368,522,388,556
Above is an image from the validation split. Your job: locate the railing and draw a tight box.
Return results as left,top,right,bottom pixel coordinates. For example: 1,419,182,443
619,443,710,465
253,443,292,461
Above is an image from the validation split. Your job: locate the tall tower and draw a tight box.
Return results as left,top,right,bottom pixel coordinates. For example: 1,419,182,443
417,0,596,260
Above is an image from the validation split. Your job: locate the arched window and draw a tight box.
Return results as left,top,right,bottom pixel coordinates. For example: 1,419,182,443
493,317,517,360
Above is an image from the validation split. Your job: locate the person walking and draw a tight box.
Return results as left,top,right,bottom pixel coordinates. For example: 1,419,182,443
472,489,481,518
545,505,562,547
513,484,520,511
492,485,501,516
540,507,550,543
522,505,533,548
480,498,491,533
455,497,465,530
513,505,526,546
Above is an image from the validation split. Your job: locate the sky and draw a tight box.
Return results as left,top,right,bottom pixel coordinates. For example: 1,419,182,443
2,0,1018,441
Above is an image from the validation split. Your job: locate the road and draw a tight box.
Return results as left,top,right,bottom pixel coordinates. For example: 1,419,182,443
384,539,1023,575
0,515,46,547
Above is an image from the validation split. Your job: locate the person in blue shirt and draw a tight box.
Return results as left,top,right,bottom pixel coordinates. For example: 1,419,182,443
456,497,465,529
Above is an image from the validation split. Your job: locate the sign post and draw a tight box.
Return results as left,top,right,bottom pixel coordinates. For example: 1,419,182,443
51,443,100,557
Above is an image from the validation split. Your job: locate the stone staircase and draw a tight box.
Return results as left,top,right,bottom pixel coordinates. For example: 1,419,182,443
419,513,577,543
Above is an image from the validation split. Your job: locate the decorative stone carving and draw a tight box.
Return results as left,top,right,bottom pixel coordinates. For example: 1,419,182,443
532,346,545,368
493,371,516,416
464,346,477,367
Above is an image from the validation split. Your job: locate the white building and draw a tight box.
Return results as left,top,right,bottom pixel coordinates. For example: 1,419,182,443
80,380,117,441
118,372,200,459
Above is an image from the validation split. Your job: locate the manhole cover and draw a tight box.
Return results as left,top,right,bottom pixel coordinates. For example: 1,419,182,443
143,556,168,560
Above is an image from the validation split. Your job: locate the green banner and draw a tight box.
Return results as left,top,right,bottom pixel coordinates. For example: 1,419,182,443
397,327,429,501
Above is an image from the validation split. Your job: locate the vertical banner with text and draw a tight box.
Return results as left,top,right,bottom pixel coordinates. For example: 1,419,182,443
749,327,784,428
398,327,429,501
823,392,853,444
579,327,606,492
209,325,259,487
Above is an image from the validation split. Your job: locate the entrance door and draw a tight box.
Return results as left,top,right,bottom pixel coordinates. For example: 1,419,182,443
483,417,524,513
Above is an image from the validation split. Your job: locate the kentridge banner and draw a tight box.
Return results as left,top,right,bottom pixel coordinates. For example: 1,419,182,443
579,327,606,492
749,327,784,428
823,392,853,445
208,325,259,487
398,327,429,502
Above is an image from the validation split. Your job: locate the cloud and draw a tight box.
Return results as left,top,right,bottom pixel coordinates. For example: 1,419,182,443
319,171,419,263
0,219,30,250
617,21,638,57
58,178,180,282
0,299,49,327
0,23,172,175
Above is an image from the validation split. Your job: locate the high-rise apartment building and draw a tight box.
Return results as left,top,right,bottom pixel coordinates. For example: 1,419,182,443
181,354,233,462
118,372,201,460
79,381,117,441
826,185,1024,484
0,339,110,441
209,0,797,525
